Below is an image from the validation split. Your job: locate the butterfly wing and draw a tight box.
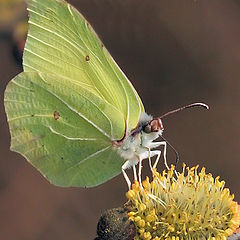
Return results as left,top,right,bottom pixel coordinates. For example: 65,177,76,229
4,0,145,187
23,0,144,131
4,71,126,187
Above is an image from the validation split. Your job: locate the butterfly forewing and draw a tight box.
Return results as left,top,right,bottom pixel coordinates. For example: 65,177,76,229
23,0,144,131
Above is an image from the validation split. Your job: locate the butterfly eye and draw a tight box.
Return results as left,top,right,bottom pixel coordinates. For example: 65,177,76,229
143,124,152,133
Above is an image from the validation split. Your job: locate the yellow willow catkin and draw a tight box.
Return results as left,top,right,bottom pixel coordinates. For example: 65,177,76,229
126,164,240,240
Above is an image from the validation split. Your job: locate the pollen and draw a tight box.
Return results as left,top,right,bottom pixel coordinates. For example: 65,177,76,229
126,164,240,240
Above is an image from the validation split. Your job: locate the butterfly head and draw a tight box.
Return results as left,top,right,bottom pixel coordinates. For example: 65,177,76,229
143,118,164,134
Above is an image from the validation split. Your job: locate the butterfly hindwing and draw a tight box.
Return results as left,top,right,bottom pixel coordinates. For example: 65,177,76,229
4,72,125,187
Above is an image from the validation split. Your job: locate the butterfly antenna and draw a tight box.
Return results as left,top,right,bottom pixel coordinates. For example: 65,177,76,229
159,102,209,119
160,134,179,164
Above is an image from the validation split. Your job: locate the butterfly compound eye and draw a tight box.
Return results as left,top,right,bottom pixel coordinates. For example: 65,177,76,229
150,118,164,132
143,118,164,133
143,124,152,133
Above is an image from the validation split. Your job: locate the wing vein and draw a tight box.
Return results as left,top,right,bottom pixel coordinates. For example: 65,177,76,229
48,126,97,141
4,99,29,104
37,74,111,139
24,47,86,74
68,7,121,108
38,73,113,138
30,3,101,63
10,79,32,91
8,115,33,122
23,63,38,71
68,5,102,62
28,20,85,57
67,145,111,171
28,5,87,54
105,57,130,124
27,33,85,67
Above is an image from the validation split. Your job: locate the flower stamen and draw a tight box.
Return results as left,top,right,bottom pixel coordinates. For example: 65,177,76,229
126,164,240,240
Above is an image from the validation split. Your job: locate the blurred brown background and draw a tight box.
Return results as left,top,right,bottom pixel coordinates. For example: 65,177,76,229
1,0,240,239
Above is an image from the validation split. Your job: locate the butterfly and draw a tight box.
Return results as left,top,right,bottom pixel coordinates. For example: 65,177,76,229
4,0,208,188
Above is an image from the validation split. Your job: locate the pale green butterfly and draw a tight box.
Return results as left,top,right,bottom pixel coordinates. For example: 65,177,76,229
4,0,208,188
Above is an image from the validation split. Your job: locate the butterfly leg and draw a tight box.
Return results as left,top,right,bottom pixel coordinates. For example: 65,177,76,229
150,141,169,170
138,157,143,189
147,147,153,172
122,161,131,189
122,157,139,189
133,164,137,182
138,150,162,189
161,141,169,170
151,141,178,179
140,147,154,173
152,150,162,169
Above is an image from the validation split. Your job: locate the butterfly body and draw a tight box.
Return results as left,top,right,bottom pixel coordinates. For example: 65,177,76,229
112,113,165,187
114,113,162,163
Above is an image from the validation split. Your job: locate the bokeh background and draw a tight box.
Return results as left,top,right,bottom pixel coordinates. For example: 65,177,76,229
1,0,240,239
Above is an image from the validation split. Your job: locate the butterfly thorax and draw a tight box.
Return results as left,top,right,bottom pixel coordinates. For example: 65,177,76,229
113,113,164,166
